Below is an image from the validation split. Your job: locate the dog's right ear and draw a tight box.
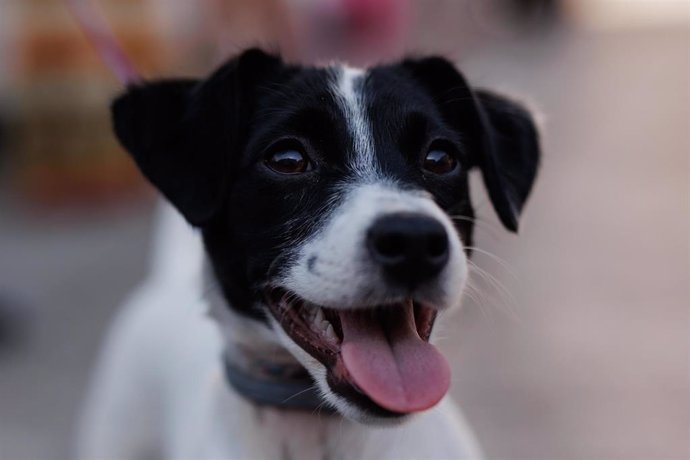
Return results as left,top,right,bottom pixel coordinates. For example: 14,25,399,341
402,56,540,232
112,49,283,226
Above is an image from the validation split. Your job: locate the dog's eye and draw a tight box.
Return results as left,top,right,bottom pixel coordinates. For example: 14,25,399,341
265,149,311,175
423,149,458,175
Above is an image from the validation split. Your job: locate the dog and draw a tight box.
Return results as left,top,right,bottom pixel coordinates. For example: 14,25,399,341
77,48,539,460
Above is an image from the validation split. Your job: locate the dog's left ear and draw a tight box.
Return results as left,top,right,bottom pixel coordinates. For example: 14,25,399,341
112,49,283,226
403,57,540,232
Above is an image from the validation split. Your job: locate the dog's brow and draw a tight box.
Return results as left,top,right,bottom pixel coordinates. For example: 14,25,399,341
330,66,378,180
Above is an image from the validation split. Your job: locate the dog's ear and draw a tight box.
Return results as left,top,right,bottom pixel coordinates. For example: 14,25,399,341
112,49,283,226
402,57,540,232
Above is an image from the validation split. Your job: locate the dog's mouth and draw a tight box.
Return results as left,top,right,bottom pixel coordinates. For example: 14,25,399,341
265,288,450,416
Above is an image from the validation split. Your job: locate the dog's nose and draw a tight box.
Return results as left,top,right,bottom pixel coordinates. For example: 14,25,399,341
367,213,449,287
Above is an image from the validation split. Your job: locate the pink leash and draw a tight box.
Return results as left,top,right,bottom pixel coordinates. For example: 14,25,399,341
64,0,140,84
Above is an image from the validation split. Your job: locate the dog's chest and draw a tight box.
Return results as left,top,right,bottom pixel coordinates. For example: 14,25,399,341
186,379,480,460
156,297,481,460
197,385,363,460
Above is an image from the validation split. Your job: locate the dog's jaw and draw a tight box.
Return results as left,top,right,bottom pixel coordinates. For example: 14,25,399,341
207,286,406,424
258,182,468,422
265,303,464,425
206,182,469,423
267,312,414,425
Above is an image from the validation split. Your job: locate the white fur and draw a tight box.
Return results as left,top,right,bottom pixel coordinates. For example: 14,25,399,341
77,203,483,459
331,65,379,179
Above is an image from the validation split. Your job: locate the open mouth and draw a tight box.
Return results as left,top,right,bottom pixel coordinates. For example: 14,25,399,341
265,289,450,416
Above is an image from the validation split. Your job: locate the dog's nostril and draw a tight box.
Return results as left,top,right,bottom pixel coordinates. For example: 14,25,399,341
427,234,448,259
367,213,450,286
373,233,406,260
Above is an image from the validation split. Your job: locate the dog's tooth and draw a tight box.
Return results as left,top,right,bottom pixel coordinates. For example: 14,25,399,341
325,324,338,343
315,307,324,323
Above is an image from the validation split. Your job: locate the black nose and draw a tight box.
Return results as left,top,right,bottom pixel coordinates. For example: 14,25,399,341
367,213,449,287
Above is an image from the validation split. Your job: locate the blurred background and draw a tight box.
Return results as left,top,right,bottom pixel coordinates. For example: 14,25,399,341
0,0,687,459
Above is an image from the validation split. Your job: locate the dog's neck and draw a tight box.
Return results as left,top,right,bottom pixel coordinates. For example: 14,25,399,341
204,267,331,412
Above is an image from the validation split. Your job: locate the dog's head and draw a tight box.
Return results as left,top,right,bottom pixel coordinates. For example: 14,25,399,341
112,49,539,423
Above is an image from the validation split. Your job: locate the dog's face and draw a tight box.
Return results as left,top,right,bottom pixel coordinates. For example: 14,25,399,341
112,49,539,423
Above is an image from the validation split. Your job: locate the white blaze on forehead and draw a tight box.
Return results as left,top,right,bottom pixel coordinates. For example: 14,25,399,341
331,65,378,178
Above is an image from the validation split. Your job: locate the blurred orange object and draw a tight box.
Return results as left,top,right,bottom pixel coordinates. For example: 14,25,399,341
12,0,164,208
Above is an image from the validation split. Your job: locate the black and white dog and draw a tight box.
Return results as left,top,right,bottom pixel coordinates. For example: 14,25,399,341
78,49,539,459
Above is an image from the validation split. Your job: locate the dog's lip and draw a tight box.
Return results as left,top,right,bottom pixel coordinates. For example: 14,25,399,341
265,287,437,338
264,287,441,415
265,288,342,364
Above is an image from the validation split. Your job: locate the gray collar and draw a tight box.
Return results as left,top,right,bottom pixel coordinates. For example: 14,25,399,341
223,354,336,413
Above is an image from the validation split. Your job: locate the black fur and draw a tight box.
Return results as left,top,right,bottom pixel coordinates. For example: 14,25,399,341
402,56,540,231
112,50,285,226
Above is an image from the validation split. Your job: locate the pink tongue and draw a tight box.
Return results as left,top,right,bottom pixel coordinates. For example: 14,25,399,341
340,304,450,413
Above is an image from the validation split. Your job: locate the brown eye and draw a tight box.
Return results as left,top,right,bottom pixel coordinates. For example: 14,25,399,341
423,149,458,175
265,150,311,175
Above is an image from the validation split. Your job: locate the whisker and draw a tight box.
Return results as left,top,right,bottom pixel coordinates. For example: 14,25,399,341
464,246,519,280
468,261,516,306
282,384,319,405
264,252,292,280
464,278,495,325
311,398,331,419
468,261,522,323
449,214,502,240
